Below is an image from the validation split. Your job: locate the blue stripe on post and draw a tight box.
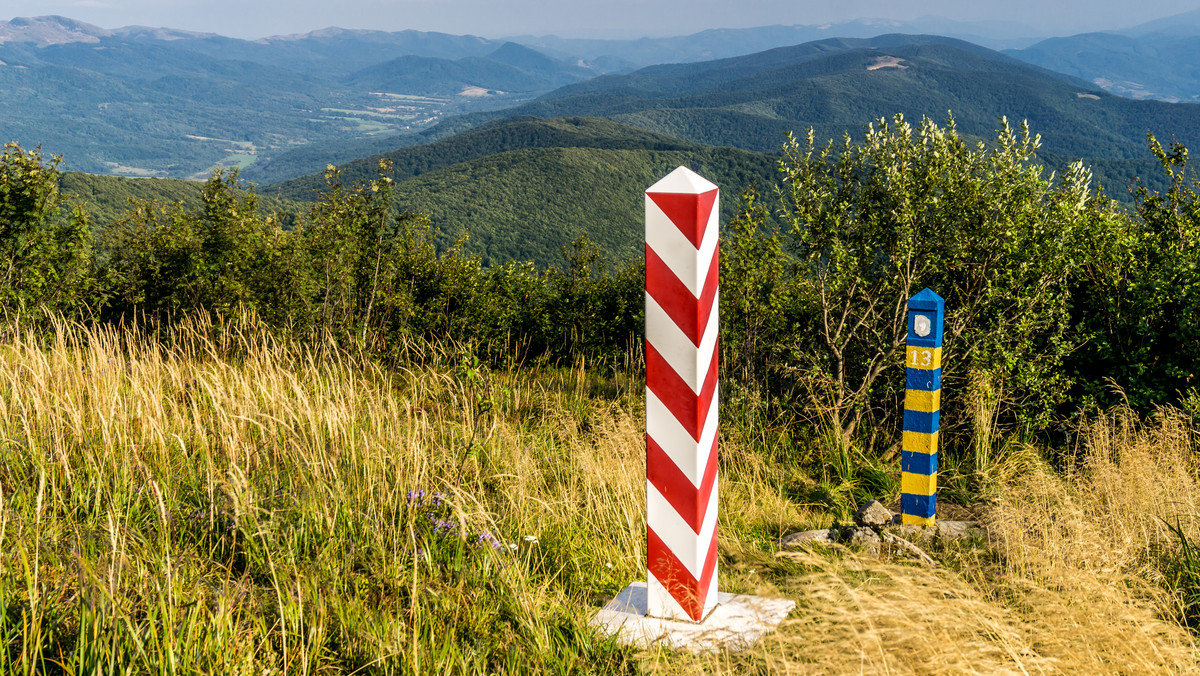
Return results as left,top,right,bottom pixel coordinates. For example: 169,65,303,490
902,408,940,434
905,367,942,391
901,492,937,519
902,288,944,527
902,450,937,475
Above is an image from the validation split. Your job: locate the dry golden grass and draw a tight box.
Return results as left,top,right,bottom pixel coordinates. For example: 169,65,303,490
659,408,1200,675
0,318,1198,673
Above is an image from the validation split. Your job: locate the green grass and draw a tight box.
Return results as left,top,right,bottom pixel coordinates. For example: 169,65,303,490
1,317,1198,673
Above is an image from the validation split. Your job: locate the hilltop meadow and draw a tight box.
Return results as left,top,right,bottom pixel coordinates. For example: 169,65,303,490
2,111,1200,673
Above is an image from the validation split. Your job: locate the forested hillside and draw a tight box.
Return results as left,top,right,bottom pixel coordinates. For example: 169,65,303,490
387,144,773,265
0,16,596,178
510,35,1200,160
265,34,1200,196
262,117,774,266
59,172,301,225
269,116,701,196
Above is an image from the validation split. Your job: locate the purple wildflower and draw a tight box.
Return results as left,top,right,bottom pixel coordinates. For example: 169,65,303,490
474,530,506,552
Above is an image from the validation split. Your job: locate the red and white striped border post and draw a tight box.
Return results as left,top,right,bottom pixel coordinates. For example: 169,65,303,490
644,167,720,622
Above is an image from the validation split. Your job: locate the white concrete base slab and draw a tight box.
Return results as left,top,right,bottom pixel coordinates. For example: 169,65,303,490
592,581,795,652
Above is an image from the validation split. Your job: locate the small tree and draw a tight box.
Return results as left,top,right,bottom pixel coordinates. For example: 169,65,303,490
96,168,300,325
0,142,92,318
1068,135,1200,412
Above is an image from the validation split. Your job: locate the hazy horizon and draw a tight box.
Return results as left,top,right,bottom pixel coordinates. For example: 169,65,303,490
1,0,1198,41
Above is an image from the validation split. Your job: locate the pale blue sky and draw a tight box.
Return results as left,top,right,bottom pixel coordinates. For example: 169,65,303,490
1,0,1197,39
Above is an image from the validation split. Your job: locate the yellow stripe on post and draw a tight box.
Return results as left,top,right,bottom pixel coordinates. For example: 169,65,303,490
902,513,936,526
901,472,937,496
902,432,936,458
904,388,941,413
902,430,939,455
905,346,942,370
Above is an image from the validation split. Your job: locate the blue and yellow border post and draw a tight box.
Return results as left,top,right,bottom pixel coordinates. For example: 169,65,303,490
901,288,944,526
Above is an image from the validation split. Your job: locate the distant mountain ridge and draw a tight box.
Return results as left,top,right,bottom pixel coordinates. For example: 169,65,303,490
1009,29,1200,103
508,15,1050,69
7,13,1200,187
255,33,1195,195
0,15,595,177
329,34,1172,160
347,42,594,96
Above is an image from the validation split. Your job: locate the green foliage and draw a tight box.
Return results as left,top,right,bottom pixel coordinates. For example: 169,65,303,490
59,171,300,226
97,169,301,323
1161,517,1200,629
722,115,1128,453
1067,134,1200,412
86,151,643,368
0,142,93,317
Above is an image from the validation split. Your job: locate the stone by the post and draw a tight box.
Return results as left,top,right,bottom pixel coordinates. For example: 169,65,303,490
643,166,721,622
853,500,894,528
901,288,945,526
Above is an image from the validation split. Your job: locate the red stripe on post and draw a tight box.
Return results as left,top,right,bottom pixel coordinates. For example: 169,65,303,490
645,243,720,346
646,340,699,438
645,339,718,440
646,432,719,534
647,188,718,248
647,524,720,621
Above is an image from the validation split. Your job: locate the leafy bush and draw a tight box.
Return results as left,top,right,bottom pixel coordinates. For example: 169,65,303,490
1067,135,1200,413
0,143,93,318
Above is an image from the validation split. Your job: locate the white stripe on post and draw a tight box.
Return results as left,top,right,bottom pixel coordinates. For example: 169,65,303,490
644,166,720,622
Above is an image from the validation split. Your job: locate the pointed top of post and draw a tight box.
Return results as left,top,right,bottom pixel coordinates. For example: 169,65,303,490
646,166,718,195
908,288,944,312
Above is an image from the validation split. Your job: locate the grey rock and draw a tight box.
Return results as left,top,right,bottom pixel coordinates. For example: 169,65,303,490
847,527,882,545
885,520,982,542
853,500,894,528
780,528,834,548
937,520,983,540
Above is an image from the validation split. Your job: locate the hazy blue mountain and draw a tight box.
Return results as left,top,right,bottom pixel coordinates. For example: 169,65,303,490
0,16,587,178
118,26,505,78
346,42,594,96
515,34,1200,170
399,35,1184,160
1009,29,1200,103
0,15,112,45
0,16,506,75
257,34,1198,200
1120,8,1200,37
5,13,1198,193
509,17,1047,69
269,33,1194,196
